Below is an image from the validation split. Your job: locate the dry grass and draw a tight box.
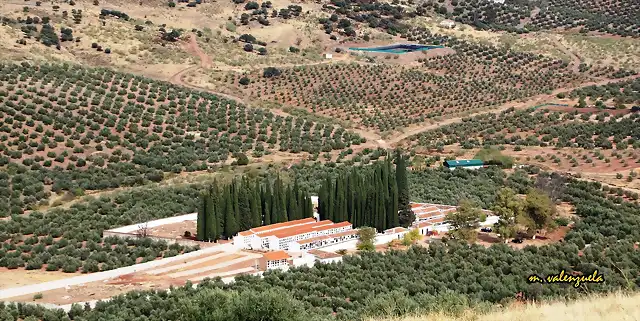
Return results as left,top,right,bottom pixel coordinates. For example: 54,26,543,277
371,292,640,321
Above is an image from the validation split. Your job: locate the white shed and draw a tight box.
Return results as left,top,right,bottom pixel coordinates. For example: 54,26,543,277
439,20,456,29
324,53,333,59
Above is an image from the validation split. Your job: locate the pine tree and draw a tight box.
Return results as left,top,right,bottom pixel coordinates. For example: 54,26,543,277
396,149,414,227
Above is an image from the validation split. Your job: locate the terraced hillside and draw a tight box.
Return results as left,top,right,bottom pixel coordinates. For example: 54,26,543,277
0,63,365,214
230,28,633,133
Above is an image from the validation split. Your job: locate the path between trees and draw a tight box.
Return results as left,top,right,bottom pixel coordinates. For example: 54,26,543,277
169,36,639,150
387,73,640,145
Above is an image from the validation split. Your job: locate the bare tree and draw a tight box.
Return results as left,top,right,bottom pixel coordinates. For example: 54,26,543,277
136,221,149,238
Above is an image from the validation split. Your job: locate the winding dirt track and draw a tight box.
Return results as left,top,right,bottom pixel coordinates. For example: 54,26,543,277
387,73,640,146
168,35,640,149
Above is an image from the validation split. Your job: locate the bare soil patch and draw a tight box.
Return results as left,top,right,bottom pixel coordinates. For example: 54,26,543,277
0,268,78,289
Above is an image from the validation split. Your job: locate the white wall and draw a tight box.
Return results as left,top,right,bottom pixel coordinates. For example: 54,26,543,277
319,257,342,265
107,213,197,233
292,253,316,268
0,243,234,300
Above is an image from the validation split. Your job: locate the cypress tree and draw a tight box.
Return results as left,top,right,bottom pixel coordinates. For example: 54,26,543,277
263,183,272,225
224,187,238,238
286,184,298,221
197,190,208,241
396,149,414,227
206,190,218,242
318,176,329,220
237,178,251,232
277,176,287,223
250,180,262,227
210,182,222,241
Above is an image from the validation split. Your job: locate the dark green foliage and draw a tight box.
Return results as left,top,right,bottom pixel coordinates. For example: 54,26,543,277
60,27,73,42
245,1,259,10
100,9,130,20
197,176,312,240
0,63,363,213
0,184,202,269
412,108,640,151
263,67,281,78
239,33,256,43
37,24,59,47
161,29,181,41
318,157,398,231
395,149,412,227
239,76,250,85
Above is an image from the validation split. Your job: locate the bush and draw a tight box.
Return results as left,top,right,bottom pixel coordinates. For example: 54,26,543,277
289,46,300,53
263,67,281,78
104,48,111,54
554,217,570,226
239,77,250,86
257,47,267,55
239,34,256,43
245,1,259,10
243,43,253,52
234,152,249,165
168,1,176,7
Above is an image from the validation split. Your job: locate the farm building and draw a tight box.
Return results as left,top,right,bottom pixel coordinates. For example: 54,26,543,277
410,202,497,235
439,20,456,28
258,251,291,271
233,218,354,251
443,159,485,170
289,229,359,251
325,53,333,59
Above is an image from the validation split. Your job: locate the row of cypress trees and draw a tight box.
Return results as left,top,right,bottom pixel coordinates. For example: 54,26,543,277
317,150,414,232
196,176,314,242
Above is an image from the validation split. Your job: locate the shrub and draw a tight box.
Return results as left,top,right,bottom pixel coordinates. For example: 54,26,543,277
245,1,259,10
263,67,281,78
243,43,253,52
239,77,250,86
239,34,256,43
289,46,300,53
168,1,176,7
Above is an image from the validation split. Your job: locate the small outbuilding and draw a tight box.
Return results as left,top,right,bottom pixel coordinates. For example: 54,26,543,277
324,53,333,59
443,159,485,170
439,20,456,29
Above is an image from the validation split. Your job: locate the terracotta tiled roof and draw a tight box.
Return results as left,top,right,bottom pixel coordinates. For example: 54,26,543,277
308,249,342,259
384,227,408,234
250,218,317,234
297,235,330,245
272,222,352,239
263,250,290,261
238,231,254,237
416,217,446,228
258,221,333,238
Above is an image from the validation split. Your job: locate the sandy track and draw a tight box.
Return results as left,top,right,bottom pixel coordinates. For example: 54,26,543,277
388,73,640,145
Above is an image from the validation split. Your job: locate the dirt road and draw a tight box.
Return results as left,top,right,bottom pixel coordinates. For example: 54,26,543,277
387,73,640,145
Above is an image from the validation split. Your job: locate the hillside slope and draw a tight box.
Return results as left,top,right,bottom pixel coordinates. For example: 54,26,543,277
371,292,640,321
